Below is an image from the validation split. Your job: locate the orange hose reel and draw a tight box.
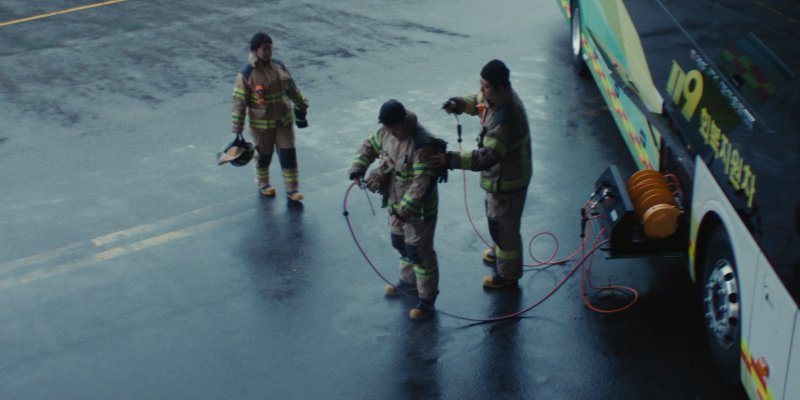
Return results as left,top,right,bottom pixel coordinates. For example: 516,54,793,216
626,169,681,239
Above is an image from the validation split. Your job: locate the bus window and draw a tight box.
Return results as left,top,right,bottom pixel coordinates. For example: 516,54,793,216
716,32,795,110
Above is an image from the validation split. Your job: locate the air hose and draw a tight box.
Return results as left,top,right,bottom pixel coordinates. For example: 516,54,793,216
447,113,639,314
341,115,638,323
343,181,632,322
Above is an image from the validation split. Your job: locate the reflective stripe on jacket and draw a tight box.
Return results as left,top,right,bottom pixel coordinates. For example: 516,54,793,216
231,54,307,133
348,112,439,222
449,88,532,193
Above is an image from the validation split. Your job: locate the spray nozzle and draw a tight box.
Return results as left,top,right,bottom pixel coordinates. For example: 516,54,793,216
453,114,462,143
580,207,587,238
360,179,376,216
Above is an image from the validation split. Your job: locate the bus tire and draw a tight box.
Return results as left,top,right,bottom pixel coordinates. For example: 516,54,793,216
700,227,741,384
571,4,589,77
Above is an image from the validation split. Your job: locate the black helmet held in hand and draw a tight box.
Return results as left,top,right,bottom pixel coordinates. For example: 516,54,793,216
217,133,255,167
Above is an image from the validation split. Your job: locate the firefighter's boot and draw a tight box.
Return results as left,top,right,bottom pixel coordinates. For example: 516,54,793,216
384,280,417,297
259,184,276,197
256,168,275,197
482,248,497,264
482,274,518,289
278,148,302,201
409,296,436,320
286,190,304,202
257,178,276,197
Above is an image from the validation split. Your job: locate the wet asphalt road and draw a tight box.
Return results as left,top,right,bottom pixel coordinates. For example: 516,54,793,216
0,0,748,399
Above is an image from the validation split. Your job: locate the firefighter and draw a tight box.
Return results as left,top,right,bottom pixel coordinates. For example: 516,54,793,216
348,100,441,320
231,32,309,201
439,59,532,289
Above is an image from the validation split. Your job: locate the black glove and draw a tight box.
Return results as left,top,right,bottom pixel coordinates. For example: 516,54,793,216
442,97,465,114
294,107,308,128
348,171,363,181
438,169,448,183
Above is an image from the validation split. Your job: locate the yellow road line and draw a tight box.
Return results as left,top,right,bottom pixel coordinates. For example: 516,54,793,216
0,242,85,275
0,257,93,290
0,206,213,274
94,230,193,261
0,210,253,291
0,0,127,28
91,206,212,247
1,195,254,275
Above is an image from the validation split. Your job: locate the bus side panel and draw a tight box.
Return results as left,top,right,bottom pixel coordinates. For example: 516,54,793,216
557,0,570,19
692,161,758,348
786,314,800,399
692,159,800,398
581,32,658,170
745,255,798,400
616,87,661,169
625,0,800,307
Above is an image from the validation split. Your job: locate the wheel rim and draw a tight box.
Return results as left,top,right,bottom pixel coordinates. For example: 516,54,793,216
703,260,740,349
571,9,582,60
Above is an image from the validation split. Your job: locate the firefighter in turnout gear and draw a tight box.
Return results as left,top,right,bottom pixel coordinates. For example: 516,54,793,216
440,59,532,289
231,32,309,201
348,100,442,320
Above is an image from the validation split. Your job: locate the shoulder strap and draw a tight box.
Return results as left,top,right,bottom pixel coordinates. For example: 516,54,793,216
413,127,449,183
492,104,508,125
413,126,434,149
413,126,447,152
240,63,253,79
272,58,287,70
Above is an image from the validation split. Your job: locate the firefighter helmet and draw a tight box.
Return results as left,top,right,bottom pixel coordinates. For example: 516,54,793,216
217,134,255,167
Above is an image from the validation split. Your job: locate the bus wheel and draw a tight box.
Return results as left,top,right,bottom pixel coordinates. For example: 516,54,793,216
700,227,741,384
571,5,589,77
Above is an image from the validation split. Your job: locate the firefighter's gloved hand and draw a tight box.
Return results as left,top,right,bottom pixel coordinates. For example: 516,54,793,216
389,212,405,229
349,171,363,185
429,152,448,168
437,169,448,183
365,170,385,194
442,97,465,114
294,107,308,128
348,172,364,189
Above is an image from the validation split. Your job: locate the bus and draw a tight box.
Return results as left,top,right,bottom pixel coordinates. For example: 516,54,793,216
557,1,800,398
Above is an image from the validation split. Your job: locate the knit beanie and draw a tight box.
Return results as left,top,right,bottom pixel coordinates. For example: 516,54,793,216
378,99,406,126
480,59,511,88
250,32,273,51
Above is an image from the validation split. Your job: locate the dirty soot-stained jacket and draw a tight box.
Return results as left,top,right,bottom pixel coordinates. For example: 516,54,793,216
349,112,439,222
448,88,532,193
231,53,308,133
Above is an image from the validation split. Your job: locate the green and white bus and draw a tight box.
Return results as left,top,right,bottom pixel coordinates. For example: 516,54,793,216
558,1,799,398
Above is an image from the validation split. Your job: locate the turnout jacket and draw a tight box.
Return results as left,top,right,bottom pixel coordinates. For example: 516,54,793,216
447,88,532,193
349,112,439,222
231,53,308,133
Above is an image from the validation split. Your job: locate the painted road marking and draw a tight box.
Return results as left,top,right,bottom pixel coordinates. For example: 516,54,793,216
0,242,85,275
0,169,346,289
91,206,213,247
0,205,215,274
92,210,253,262
0,195,254,275
0,0,127,28
0,210,253,291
